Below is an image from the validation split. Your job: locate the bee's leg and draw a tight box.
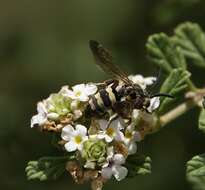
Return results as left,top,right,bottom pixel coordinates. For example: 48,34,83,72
106,112,119,128
113,101,132,119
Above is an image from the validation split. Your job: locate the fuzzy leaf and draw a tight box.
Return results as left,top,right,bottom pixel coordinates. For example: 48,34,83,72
146,33,186,74
199,109,205,134
125,153,151,178
25,155,75,181
187,154,205,190
158,68,191,114
173,22,205,69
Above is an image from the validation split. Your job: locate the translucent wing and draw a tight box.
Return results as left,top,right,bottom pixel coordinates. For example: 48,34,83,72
89,40,132,85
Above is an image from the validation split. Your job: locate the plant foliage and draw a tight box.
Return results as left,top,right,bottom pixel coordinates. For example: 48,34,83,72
187,154,205,190
125,153,152,178
25,156,75,181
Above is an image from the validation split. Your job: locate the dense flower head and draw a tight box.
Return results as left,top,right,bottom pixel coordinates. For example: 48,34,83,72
30,74,160,187
82,139,107,169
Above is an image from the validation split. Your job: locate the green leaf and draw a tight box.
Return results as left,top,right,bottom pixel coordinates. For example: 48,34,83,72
125,153,151,178
146,33,186,74
158,68,191,114
187,154,205,190
173,22,205,69
199,109,205,134
25,155,75,181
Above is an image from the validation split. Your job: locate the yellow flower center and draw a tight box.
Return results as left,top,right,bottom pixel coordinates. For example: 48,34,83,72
125,130,132,139
75,91,82,97
75,135,82,144
106,127,114,137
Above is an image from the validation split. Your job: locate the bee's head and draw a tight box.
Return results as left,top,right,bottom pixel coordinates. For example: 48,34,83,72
124,84,145,100
133,96,150,110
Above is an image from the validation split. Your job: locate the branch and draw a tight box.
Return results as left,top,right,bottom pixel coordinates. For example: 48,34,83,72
159,90,205,128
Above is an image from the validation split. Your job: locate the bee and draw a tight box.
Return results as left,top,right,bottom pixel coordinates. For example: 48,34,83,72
87,40,173,123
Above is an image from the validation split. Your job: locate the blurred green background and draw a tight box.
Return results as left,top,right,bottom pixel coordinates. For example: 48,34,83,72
1,0,205,189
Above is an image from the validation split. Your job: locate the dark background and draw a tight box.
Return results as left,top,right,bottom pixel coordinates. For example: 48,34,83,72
1,0,205,189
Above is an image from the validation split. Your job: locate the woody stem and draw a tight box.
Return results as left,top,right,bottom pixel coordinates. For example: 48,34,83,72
158,89,205,128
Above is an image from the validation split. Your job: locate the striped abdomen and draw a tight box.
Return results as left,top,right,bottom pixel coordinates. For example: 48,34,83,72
89,81,121,114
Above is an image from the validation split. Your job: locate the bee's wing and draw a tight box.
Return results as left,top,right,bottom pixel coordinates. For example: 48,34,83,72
89,40,132,85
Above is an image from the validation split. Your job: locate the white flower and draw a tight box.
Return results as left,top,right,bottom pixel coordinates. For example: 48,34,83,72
123,124,141,155
31,102,48,128
97,119,124,143
147,97,160,112
65,83,97,102
61,124,88,152
58,85,69,96
128,74,156,90
101,148,128,181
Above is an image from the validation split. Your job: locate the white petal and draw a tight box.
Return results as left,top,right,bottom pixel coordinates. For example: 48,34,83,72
78,94,89,102
101,167,113,179
97,133,106,140
59,85,70,96
98,119,108,131
113,154,125,165
128,141,137,155
37,102,47,114
75,124,87,136
112,165,128,181
31,115,38,128
84,161,96,169
128,74,148,89
47,112,59,120
70,100,79,110
30,114,47,128
144,77,156,85
61,125,75,141
114,131,124,141
77,143,84,152
64,141,77,152
147,97,160,112
82,136,88,142
105,135,113,143
102,161,109,168
72,84,86,92
30,115,40,128
127,124,134,131
66,90,76,99
106,146,114,160
85,83,98,95
128,74,143,83
123,137,130,145
110,119,124,130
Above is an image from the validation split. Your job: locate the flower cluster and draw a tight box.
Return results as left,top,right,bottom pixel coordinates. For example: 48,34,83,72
31,84,97,131
30,74,160,189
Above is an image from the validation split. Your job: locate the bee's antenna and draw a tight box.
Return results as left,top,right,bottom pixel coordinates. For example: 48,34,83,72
150,93,174,98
